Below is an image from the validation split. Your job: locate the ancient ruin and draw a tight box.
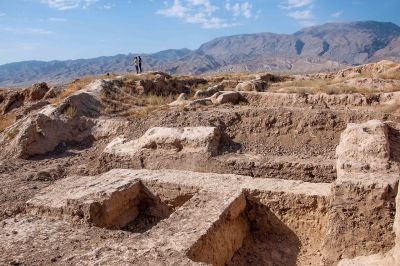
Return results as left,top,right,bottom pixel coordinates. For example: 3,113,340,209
1,61,400,265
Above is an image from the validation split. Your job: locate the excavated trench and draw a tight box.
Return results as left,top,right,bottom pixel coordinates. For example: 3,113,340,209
228,201,301,266
99,105,400,183
188,191,328,266
85,98,400,264
4,75,400,265
91,182,197,233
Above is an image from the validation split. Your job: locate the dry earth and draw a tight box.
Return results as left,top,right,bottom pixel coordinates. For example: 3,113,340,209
1,61,400,265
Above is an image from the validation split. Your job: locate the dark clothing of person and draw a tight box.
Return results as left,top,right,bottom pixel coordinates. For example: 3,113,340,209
138,57,142,73
135,65,139,74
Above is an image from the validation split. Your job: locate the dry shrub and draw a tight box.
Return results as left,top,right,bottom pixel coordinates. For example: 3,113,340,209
6,127,19,140
101,91,146,116
0,113,16,133
146,94,174,106
64,105,77,119
101,86,174,117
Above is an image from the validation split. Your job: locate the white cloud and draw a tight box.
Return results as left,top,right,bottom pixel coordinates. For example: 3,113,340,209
102,3,115,9
331,11,343,18
30,28,53,34
225,1,252,18
40,0,98,10
254,9,262,19
287,9,316,26
280,0,313,9
288,9,313,20
157,0,189,18
187,0,218,14
49,17,67,21
0,27,53,35
280,0,316,26
157,0,245,29
186,13,238,28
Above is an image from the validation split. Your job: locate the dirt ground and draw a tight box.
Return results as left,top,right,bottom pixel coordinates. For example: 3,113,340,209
1,62,400,265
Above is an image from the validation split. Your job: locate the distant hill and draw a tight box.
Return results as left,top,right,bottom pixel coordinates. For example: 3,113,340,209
1,21,400,87
0,49,192,87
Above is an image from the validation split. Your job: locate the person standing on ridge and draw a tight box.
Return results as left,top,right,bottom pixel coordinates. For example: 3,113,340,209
134,56,139,74
138,56,143,73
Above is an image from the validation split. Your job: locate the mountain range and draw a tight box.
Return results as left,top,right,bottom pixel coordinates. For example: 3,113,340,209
1,21,400,87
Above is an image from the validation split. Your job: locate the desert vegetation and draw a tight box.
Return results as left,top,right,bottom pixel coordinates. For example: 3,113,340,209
0,113,16,132
51,74,117,104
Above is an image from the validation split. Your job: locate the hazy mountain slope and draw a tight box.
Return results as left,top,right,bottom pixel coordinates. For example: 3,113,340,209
1,21,399,87
196,33,299,62
151,48,192,61
0,50,191,87
294,21,400,64
166,21,400,74
372,37,400,62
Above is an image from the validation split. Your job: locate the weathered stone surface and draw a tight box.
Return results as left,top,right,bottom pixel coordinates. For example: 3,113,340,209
336,182,400,265
210,91,242,105
394,187,400,265
1,91,24,114
26,173,177,229
44,85,66,99
322,177,398,264
169,93,190,106
0,81,103,158
235,79,266,92
219,80,240,90
27,176,143,228
322,120,399,264
15,168,330,265
194,84,224,99
170,90,242,107
104,127,221,157
240,91,400,109
29,83,50,101
336,120,392,178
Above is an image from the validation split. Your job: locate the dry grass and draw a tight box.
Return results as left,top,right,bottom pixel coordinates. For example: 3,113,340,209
378,72,400,80
270,79,336,90
63,105,77,119
271,84,376,95
6,127,19,140
101,84,175,118
0,113,16,133
124,105,170,118
51,74,116,105
146,94,175,106
269,77,391,95
203,72,257,81
374,98,400,115
122,72,164,84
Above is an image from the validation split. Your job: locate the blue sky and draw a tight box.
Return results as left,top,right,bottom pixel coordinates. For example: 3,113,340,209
0,0,399,65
